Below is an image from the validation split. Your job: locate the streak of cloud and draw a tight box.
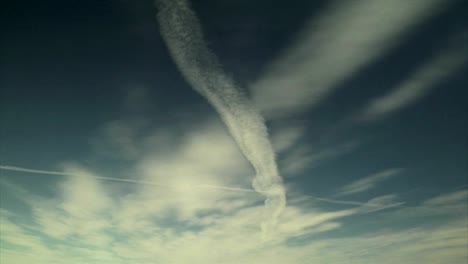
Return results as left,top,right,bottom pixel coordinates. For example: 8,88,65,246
251,0,447,118
1,165,390,208
0,165,254,193
155,0,286,237
335,168,403,197
293,193,404,212
357,40,468,121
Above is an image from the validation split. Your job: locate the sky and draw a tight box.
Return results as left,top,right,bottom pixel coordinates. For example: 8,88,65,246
0,0,467,263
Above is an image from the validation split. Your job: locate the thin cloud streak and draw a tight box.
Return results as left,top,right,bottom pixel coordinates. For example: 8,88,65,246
1,165,395,208
358,41,468,121
251,0,447,118
335,168,403,197
299,193,405,211
0,165,70,176
0,165,253,193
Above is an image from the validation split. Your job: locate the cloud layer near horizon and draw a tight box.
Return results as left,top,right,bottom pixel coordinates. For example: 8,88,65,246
1,117,467,263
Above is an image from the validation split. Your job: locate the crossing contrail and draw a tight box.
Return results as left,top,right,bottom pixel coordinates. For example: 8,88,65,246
1,165,403,213
155,0,286,237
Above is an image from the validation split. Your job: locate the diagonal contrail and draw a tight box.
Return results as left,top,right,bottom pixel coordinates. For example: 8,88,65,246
155,0,286,237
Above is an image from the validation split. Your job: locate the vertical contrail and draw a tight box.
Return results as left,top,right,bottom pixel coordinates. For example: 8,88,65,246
155,0,286,236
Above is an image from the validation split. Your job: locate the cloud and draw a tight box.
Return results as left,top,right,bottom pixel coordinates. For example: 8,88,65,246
0,164,258,194
0,165,69,176
156,0,286,236
58,165,113,219
358,194,405,213
309,220,467,264
423,189,468,207
357,41,468,121
1,1,466,263
251,0,447,118
270,126,305,154
27,166,114,241
280,141,359,176
1,114,465,263
1,182,466,263
0,118,399,263
335,168,402,197
293,192,404,212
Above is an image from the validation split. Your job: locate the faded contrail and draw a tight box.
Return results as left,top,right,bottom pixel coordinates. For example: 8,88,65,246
0,165,171,187
0,165,254,192
1,165,401,211
155,0,286,236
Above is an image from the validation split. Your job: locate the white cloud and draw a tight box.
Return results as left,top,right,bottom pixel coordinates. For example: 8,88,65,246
1,116,466,264
58,165,113,219
4,165,116,246
423,189,467,205
358,43,468,121
1,188,466,263
280,141,359,176
270,126,304,154
156,0,287,235
251,0,446,118
359,194,405,213
381,188,468,221
0,119,359,263
335,168,402,196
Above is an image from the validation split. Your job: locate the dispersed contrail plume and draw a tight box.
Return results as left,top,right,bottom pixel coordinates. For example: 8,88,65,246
155,0,286,236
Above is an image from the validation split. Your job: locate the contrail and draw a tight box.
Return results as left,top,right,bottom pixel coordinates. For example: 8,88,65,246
0,165,70,176
1,165,402,211
0,165,254,192
155,0,286,236
302,193,404,210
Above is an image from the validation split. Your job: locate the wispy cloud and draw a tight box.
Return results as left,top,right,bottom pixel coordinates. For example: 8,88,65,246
270,126,305,154
251,0,447,118
0,165,259,194
295,192,404,211
2,163,397,208
0,165,70,176
0,118,464,263
335,168,402,197
1,175,465,263
357,41,468,121
423,189,468,207
280,141,359,176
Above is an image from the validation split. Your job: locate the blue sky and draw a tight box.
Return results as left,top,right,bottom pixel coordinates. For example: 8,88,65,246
1,0,467,263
